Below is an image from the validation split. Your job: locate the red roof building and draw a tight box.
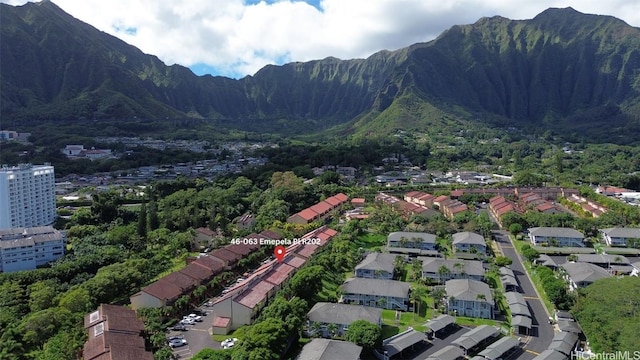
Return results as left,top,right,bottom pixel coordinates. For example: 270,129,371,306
83,304,152,360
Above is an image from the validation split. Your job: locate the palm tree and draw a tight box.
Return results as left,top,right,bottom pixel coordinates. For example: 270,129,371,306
438,265,451,283
327,323,339,338
394,255,405,278
400,236,409,248
431,287,446,309
410,286,428,319
310,322,323,337
377,297,388,309
453,262,465,277
411,258,423,281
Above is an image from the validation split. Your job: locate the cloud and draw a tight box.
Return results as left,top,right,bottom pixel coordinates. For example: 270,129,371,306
3,0,640,78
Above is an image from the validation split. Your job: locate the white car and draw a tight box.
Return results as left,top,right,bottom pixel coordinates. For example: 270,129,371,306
180,317,195,325
221,338,238,349
187,314,203,322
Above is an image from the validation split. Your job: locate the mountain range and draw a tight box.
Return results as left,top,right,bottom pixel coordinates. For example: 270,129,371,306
2,1,640,138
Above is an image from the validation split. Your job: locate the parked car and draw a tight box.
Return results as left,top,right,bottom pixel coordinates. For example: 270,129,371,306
169,324,188,331
180,318,195,325
187,314,203,322
190,309,207,316
168,336,188,348
221,338,238,349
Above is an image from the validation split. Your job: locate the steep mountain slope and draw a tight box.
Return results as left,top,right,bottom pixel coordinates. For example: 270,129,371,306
2,2,640,137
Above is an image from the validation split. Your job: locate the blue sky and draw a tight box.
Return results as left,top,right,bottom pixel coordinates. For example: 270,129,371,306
3,0,640,78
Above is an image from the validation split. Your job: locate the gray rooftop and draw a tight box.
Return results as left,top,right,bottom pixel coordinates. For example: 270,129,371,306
536,254,558,267
307,302,382,326
341,278,410,298
555,311,573,320
296,339,362,360
499,267,515,277
382,329,426,357
561,262,611,284
510,303,531,318
421,258,485,277
533,350,568,360
557,319,582,334
506,292,526,306
355,252,397,273
445,279,494,305
451,325,499,350
452,232,485,246
425,314,455,333
600,227,640,238
501,274,518,288
511,315,532,329
478,336,520,360
426,345,465,360
387,247,440,256
575,254,630,265
388,232,436,244
548,331,579,356
529,227,584,239
0,237,35,249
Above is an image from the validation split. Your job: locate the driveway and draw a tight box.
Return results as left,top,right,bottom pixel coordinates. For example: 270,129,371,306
493,230,555,358
168,307,221,359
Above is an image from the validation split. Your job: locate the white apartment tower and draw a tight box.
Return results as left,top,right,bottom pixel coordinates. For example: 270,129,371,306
0,164,56,229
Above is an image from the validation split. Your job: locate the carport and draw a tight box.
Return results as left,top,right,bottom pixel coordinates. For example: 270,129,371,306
426,345,464,360
450,325,499,355
511,315,532,335
379,329,428,359
477,336,520,360
424,314,456,339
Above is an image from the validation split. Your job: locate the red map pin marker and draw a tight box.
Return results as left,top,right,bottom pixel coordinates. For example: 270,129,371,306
274,246,286,262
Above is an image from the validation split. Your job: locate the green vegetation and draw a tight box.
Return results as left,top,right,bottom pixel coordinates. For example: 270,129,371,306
345,320,382,350
572,277,640,352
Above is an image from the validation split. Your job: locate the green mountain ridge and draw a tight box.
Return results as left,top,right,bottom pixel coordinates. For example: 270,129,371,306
2,2,640,139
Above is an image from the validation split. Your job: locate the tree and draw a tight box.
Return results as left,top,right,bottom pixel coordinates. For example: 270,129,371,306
494,256,513,267
58,287,92,314
410,286,428,319
233,318,288,360
191,349,233,360
438,265,451,283
508,223,523,236
411,258,423,281
572,277,640,352
345,320,382,349
137,202,148,238
394,255,405,278
288,265,323,301
327,323,339,338
521,244,540,262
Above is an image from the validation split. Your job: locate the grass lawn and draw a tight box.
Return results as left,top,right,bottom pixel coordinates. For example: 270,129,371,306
352,233,387,250
315,278,340,302
454,316,502,327
381,309,429,336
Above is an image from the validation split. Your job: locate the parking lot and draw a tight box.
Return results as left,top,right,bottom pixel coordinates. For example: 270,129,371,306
167,306,221,359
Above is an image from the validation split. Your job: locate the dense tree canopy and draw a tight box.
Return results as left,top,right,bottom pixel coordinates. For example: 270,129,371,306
572,277,640,352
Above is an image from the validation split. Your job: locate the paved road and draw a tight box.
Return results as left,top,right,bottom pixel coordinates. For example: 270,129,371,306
493,230,554,359
168,307,221,359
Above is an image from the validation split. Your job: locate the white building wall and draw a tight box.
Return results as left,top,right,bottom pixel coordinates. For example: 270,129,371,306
0,226,65,273
0,164,56,229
